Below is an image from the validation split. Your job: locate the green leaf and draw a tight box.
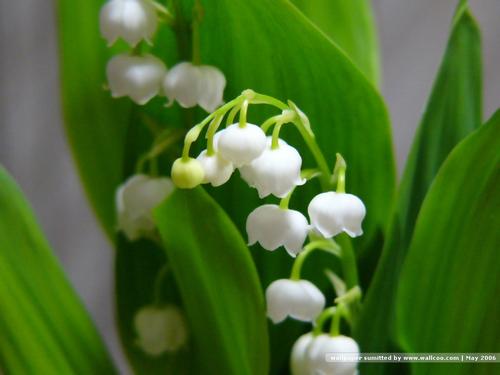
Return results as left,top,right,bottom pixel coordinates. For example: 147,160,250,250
57,0,133,238
355,1,482,371
291,0,381,85
0,167,116,374
396,111,500,375
154,188,269,375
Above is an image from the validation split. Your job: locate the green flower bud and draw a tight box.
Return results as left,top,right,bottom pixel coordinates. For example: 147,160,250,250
171,157,204,189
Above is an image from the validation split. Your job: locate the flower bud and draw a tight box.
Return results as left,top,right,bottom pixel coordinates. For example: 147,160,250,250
246,204,309,256
134,305,188,356
240,137,305,198
216,123,267,167
106,53,166,105
308,192,366,238
266,279,325,323
116,174,174,241
163,62,226,112
99,0,158,47
171,158,205,189
308,334,360,375
196,150,234,187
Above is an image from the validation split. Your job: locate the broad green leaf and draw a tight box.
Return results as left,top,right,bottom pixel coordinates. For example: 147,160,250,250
355,2,481,372
396,111,500,375
154,188,269,375
292,0,380,85
57,0,133,238
0,167,116,374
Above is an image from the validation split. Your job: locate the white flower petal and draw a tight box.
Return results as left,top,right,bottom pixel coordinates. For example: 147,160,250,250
197,65,226,112
265,279,325,323
240,137,305,198
107,54,166,105
99,0,157,47
246,205,309,255
308,192,366,238
308,335,359,375
162,62,203,108
134,305,188,356
217,123,267,167
116,174,174,240
291,333,315,375
196,150,234,186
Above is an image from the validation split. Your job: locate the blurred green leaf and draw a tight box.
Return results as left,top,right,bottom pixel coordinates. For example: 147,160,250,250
355,2,481,372
154,188,269,375
396,111,500,375
0,167,116,374
115,236,192,375
292,0,380,85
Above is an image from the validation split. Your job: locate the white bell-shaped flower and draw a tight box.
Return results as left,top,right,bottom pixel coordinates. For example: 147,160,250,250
134,305,188,356
216,123,267,167
116,174,174,240
308,334,360,375
197,65,226,112
308,192,366,238
246,204,309,256
240,137,305,198
291,333,315,375
106,53,166,105
266,279,325,323
162,62,226,112
100,0,158,47
196,150,234,187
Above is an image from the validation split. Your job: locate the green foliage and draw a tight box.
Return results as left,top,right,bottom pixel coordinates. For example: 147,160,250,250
0,167,116,374
57,0,133,238
292,0,380,85
57,0,394,372
396,111,500,375
355,3,482,372
154,188,269,375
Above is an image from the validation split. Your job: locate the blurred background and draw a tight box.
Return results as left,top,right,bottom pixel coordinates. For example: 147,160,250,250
0,0,498,372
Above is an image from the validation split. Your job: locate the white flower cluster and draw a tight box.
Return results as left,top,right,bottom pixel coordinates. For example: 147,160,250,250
291,333,359,375
134,304,188,356
100,0,226,109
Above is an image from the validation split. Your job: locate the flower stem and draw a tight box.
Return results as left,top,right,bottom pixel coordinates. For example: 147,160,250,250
191,0,203,65
313,307,336,336
290,240,341,280
206,115,223,156
271,121,283,149
336,233,359,289
153,263,170,305
239,99,249,128
333,153,347,193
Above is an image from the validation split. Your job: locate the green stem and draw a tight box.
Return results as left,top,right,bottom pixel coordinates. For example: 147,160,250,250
191,0,203,65
226,104,241,126
290,240,341,280
293,118,332,190
330,303,347,336
279,188,294,209
271,121,283,149
206,115,223,156
150,0,175,25
333,153,347,193
153,264,170,305
336,234,359,289
313,307,336,336
239,100,249,128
